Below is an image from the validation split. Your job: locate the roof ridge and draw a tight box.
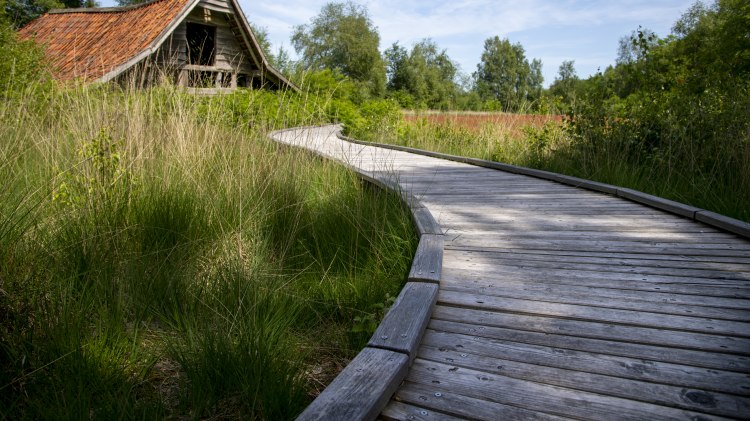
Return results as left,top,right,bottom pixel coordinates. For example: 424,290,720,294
48,0,176,14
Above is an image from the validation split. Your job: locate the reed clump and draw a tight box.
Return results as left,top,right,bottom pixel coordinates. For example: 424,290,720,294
0,80,416,419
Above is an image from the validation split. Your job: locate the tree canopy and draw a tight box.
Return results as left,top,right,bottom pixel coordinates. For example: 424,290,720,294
474,36,543,111
291,1,385,98
385,39,459,109
5,0,97,28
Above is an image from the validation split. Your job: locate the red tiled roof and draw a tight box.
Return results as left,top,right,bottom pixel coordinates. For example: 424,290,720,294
18,0,193,81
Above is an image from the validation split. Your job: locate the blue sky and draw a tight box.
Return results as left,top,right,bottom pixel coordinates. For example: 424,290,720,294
239,0,693,87
102,0,694,86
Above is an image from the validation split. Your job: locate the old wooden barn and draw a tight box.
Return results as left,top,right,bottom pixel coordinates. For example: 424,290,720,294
19,0,296,92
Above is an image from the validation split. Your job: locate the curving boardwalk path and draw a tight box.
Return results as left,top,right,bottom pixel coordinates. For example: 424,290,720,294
273,126,750,421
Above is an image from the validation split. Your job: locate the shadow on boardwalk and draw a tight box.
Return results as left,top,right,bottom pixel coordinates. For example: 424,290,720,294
273,125,750,421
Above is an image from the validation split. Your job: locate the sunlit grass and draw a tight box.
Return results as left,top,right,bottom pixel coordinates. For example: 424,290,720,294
372,112,749,222
0,82,417,419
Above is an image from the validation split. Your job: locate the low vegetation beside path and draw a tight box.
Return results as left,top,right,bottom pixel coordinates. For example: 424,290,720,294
368,108,749,223
0,49,416,420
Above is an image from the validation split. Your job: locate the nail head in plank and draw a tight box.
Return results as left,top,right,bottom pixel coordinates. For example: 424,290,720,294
381,400,466,421
368,282,439,363
295,347,408,421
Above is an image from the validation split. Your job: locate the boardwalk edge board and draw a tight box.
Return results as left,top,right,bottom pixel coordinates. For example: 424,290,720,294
336,131,750,239
269,127,445,421
368,282,440,363
295,348,409,421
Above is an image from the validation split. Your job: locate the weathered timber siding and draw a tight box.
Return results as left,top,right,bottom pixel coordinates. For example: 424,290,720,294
154,5,259,75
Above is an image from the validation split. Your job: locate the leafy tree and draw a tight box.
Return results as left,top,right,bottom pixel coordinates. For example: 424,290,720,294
615,26,658,65
473,36,543,112
528,58,543,102
5,0,61,28
384,42,409,93
291,1,385,98
5,0,97,28
548,60,579,111
0,10,49,98
385,39,459,109
563,0,750,220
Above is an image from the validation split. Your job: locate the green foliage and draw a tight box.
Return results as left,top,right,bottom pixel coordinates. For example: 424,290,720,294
548,60,580,113
53,127,135,211
0,76,416,420
350,293,395,345
474,36,544,112
4,0,61,28
0,18,49,97
329,98,400,141
292,1,386,99
384,39,460,110
557,0,750,220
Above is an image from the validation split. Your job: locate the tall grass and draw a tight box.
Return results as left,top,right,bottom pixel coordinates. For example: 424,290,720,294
0,82,416,419
374,112,749,223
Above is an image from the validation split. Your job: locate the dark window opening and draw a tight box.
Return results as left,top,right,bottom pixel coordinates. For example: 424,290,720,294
236,74,248,87
219,73,233,88
186,22,216,66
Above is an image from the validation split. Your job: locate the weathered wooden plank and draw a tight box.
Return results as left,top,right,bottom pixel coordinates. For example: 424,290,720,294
411,207,442,235
408,234,443,283
441,268,749,299
296,348,408,421
437,289,750,337
417,345,750,418
441,227,735,242
406,359,724,421
391,382,570,421
437,216,712,230
445,254,750,282
616,187,701,218
419,331,750,397
697,210,750,239
368,282,438,363
445,222,720,234
440,275,750,310
380,400,465,421
444,247,749,270
429,315,750,370
439,283,750,321
550,173,619,195
444,245,750,265
431,306,750,359
409,194,637,205
441,261,750,288
443,238,750,258
198,0,232,13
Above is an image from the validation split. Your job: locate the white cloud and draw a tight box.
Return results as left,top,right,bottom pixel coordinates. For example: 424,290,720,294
237,0,690,85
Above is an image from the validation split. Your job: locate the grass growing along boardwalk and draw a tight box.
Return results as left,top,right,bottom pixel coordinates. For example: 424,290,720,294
360,111,749,223
0,84,417,419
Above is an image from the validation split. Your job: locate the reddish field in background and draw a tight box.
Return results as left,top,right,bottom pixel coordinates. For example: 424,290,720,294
402,112,564,136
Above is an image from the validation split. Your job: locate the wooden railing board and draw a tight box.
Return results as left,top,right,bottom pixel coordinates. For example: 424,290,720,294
295,348,409,421
367,282,439,363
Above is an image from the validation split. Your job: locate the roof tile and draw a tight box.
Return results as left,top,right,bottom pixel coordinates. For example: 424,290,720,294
18,0,192,81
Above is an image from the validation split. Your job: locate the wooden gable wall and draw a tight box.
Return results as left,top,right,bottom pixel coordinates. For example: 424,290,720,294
152,0,266,90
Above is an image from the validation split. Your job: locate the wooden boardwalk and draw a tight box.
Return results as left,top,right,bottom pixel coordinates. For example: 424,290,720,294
273,126,750,421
